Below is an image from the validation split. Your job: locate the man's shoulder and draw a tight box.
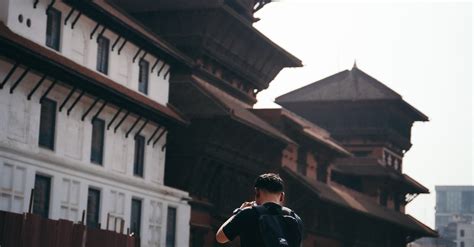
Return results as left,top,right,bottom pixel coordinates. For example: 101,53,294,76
236,207,258,219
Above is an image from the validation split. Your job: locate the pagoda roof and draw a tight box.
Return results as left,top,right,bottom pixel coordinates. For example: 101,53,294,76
251,108,351,157
111,0,302,90
282,167,438,238
276,65,428,121
332,158,429,194
170,75,294,145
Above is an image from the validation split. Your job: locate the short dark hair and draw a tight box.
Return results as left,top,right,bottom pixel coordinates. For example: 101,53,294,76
254,173,284,193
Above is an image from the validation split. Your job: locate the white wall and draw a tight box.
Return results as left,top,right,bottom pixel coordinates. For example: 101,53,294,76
0,58,190,246
4,0,171,106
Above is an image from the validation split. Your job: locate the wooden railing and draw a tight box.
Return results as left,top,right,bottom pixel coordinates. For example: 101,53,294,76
0,211,136,247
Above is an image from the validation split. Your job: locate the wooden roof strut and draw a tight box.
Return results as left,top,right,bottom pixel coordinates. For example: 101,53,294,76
40,78,57,103
81,97,100,121
0,62,19,89
92,101,108,123
67,90,84,115
59,86,77,112
27,74,47,100
126,116,142,138
107,108,123,130
114,111,129,133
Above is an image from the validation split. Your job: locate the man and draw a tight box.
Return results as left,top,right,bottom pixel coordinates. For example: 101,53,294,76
216,173,303,247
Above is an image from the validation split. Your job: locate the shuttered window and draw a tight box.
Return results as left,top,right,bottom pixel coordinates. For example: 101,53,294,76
46,8,61,51
133,135,145,177
90,119,105,165
38,99,56,150
33,175,51,218
96,36,109,74
130,199,142,237
138,59,149,94
166,207,177,247
87,188,101,229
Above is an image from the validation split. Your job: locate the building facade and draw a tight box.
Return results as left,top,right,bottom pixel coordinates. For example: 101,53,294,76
0,0,192,246
436,186,474,247
275,64,438,246
108,1,303,246
436,186,474,230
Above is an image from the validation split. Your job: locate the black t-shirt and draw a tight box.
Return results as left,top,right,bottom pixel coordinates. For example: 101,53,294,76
222,202,302,247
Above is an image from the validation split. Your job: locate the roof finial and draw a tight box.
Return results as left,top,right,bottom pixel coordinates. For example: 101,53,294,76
353,59,357,69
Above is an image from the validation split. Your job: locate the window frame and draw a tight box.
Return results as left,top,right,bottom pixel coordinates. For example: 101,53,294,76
90,118,106,165
166,207,177,247
96,36,110,75
138,59,149,95
86,187,101,229
130,198,142,237
33,174,51,218
133,135,145,177
45,8,61,51
38,98,57,150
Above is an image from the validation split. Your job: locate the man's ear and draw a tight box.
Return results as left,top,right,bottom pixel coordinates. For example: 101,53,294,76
279,192,285,203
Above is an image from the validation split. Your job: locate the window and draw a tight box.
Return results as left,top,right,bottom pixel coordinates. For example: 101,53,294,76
131,199,142,238
46,8,61,51
166,207,177,247
96,36,109,74
39,99,56,150
138,59,149,94
296,148,307,176
394,193,400,211
380,191,388,207
87,188,101,228
33,175,51,218
460,241,464,247
90,119,105,165
460,229,465,237
133,135,145,177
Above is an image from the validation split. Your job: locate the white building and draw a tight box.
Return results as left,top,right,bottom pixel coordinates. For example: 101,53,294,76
454,222,474,247
0,0,193,246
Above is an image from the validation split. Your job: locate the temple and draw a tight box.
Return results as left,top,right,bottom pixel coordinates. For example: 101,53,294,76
0,0,436,246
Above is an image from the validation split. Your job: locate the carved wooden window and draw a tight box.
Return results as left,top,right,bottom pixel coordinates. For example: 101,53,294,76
38,98,56,150
46,8,61,51
394,193,400,211
297,148,307,176
133,135,145,177
138,59,149,95
87,188,101,228
379,191,388,207
33,174,51,218
131,199,142,237
97,36,109,74
90,119,105,165
166,207,177,247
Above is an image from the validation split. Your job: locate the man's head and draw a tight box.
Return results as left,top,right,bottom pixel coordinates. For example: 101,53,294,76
254,173,285,205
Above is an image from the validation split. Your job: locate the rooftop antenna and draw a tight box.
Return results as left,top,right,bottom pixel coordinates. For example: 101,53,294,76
353,59,357,69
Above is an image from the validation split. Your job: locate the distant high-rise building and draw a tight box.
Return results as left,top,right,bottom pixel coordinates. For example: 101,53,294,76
436,186,474,229
435,186,474,247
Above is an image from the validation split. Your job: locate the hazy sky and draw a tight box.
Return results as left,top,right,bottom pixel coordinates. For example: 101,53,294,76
253,1,473,228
